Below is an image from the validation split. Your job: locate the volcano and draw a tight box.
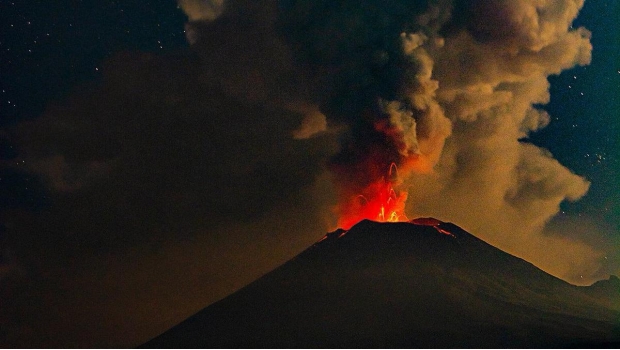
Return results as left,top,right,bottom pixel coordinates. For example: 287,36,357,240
143,219,619,348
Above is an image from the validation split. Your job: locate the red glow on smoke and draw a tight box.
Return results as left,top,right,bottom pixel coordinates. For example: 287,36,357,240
337,164,409,230
331,110,437,230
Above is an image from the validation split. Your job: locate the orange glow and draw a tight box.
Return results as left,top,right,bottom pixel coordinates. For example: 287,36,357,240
411,217,454,237
337,164,409,229
410,217,443,226
435,228,454,236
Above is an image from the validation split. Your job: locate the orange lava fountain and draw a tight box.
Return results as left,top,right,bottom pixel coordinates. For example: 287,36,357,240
337,164,409,229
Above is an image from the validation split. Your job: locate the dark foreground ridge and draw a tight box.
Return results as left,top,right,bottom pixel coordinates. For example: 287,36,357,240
143,219,620,348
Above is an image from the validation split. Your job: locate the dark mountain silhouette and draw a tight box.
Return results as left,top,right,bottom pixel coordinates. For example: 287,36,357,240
143,219,620,348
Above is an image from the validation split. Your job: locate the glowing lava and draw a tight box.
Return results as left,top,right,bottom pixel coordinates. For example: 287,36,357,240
337,164,409,230
411,217,455,237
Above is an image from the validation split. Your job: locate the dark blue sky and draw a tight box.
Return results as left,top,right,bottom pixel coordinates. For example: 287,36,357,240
0,0,187,125
1,0,188,209
531,1,619,233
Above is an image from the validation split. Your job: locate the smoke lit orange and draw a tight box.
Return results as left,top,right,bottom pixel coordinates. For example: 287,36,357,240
337,164,408,229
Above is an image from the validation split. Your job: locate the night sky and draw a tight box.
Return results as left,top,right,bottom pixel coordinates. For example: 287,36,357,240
534,1,619,232
0,0,618,347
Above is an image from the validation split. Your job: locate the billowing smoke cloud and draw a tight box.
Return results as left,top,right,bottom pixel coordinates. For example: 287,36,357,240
403,0,598,281
179,0,604,282
274,1,455,228
179,0,598,281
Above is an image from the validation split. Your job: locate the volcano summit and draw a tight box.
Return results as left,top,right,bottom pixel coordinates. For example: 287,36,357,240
144,219,619,348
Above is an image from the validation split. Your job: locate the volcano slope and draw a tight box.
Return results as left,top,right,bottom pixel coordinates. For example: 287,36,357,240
143,219,620,348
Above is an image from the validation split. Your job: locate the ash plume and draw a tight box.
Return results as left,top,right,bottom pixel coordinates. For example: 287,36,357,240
181,0,603,282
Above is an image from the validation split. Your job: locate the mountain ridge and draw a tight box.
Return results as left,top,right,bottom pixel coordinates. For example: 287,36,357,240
143,219,620,348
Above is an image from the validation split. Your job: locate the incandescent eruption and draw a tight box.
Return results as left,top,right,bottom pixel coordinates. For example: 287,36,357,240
274,1,452,229
335,163,409,229
270,0,595,276
137,0,601,278
1,0,618,347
